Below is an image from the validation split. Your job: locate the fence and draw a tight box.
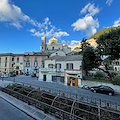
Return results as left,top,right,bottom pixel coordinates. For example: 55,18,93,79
0,84,120,120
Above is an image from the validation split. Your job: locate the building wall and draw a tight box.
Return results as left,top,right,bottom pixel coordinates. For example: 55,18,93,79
50,51,66,57
13,56,24,74
0,56,12,73
63,46,71,54
25,55,48,74
56,61,82,72
47,44,63,51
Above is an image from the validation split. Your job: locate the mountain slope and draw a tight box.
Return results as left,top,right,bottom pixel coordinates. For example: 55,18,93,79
88,26,120,39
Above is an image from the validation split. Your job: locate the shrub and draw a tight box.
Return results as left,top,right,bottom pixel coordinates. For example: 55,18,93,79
112,76,120,86
94,71,105,78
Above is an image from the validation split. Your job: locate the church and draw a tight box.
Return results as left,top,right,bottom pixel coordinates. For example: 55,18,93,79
40,37,71,54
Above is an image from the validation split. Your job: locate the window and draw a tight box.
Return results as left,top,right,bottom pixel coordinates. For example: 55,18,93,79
79,66,82,70
5,63,7,67
42,56,44,61
34,62,38,67
26,62,30,67
12,57,14,61
66,63,73,69
12,64,14,67
48,64,53,68
16,66,19,69
35,56,37,61
56,63,61,71
17,57,19,62
5,57,7,62
52,47,54,50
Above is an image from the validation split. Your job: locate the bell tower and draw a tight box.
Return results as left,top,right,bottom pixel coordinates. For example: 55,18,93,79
41,37,46,51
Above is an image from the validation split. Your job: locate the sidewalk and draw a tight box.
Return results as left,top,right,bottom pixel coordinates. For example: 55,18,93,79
0,86,56,120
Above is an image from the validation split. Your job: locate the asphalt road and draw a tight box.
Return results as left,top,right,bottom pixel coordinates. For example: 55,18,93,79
1,75,120,105
0,97,34,120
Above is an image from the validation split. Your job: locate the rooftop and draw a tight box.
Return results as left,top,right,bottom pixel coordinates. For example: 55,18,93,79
45,55,82,61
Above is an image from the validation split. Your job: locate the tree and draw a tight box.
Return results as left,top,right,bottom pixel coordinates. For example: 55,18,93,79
81,38,101,76
96,28,120,80
81,28,120,80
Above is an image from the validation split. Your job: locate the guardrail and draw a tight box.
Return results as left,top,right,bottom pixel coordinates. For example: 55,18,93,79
1,85,120,120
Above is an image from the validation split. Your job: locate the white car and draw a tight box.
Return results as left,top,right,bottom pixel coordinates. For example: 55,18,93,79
1,74,9,78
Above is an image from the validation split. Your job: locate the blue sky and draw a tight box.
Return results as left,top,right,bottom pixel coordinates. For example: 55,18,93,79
0,0,120,53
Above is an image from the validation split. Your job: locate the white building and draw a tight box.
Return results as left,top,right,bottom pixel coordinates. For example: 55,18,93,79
39,55,83,87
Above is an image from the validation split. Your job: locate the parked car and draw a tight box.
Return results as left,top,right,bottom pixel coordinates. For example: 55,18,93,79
31,73,36,77
91,85,114,96
1,74,9,78
81,85,90,89
36,73,39,78
10,73,16,77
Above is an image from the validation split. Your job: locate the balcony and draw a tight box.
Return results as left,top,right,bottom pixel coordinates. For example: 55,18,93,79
40,68,56,72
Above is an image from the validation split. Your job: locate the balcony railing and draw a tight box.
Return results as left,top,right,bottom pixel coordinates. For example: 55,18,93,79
40,68,56,72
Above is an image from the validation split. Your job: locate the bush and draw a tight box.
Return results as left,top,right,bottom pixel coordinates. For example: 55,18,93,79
112,76,120,86
94,71,105,78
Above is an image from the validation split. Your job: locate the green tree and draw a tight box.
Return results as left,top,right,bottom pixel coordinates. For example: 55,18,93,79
96,28,120,80
81,38,101,76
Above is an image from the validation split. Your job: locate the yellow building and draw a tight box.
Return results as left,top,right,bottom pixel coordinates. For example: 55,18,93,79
0,53,25,75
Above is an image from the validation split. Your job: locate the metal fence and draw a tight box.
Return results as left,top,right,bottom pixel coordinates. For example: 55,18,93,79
0,84,120,120
17,82,120,112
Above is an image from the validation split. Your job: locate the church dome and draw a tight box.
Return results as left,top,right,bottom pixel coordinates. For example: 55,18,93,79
49,37,58,43
63,43,68,47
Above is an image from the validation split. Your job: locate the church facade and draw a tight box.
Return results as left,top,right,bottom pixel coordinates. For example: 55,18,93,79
40,37,71,54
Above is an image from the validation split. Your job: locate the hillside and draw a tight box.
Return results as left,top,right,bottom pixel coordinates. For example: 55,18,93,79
88,26,120,39
70,26,120,51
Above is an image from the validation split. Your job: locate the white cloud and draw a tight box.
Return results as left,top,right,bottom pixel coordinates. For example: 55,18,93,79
106,0,113,6
61,40,66,44
70,40,80,46
0,0,69,38
72,15,99,36
30,17,69,38
29,28,36,33
0,0,37,28
113,18,120,27
80,3,100,16
72,3,100,37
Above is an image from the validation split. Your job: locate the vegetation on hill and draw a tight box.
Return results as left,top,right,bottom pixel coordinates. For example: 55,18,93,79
88,26,120,39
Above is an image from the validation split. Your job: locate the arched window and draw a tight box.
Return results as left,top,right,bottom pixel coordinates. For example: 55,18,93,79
48,64,53,68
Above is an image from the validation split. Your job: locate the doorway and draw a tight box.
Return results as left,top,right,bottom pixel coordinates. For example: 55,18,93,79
43,75,46,81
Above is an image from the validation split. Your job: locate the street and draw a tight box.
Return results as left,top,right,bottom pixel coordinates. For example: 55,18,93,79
1,75,120,105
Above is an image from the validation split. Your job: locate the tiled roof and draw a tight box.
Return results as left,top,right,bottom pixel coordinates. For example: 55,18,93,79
45,55,82,61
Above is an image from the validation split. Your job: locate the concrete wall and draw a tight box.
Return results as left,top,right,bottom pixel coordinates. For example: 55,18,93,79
82,80,120,93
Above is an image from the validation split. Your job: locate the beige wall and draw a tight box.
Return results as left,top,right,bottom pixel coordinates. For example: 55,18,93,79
13,56,24,74
0,56,12,73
